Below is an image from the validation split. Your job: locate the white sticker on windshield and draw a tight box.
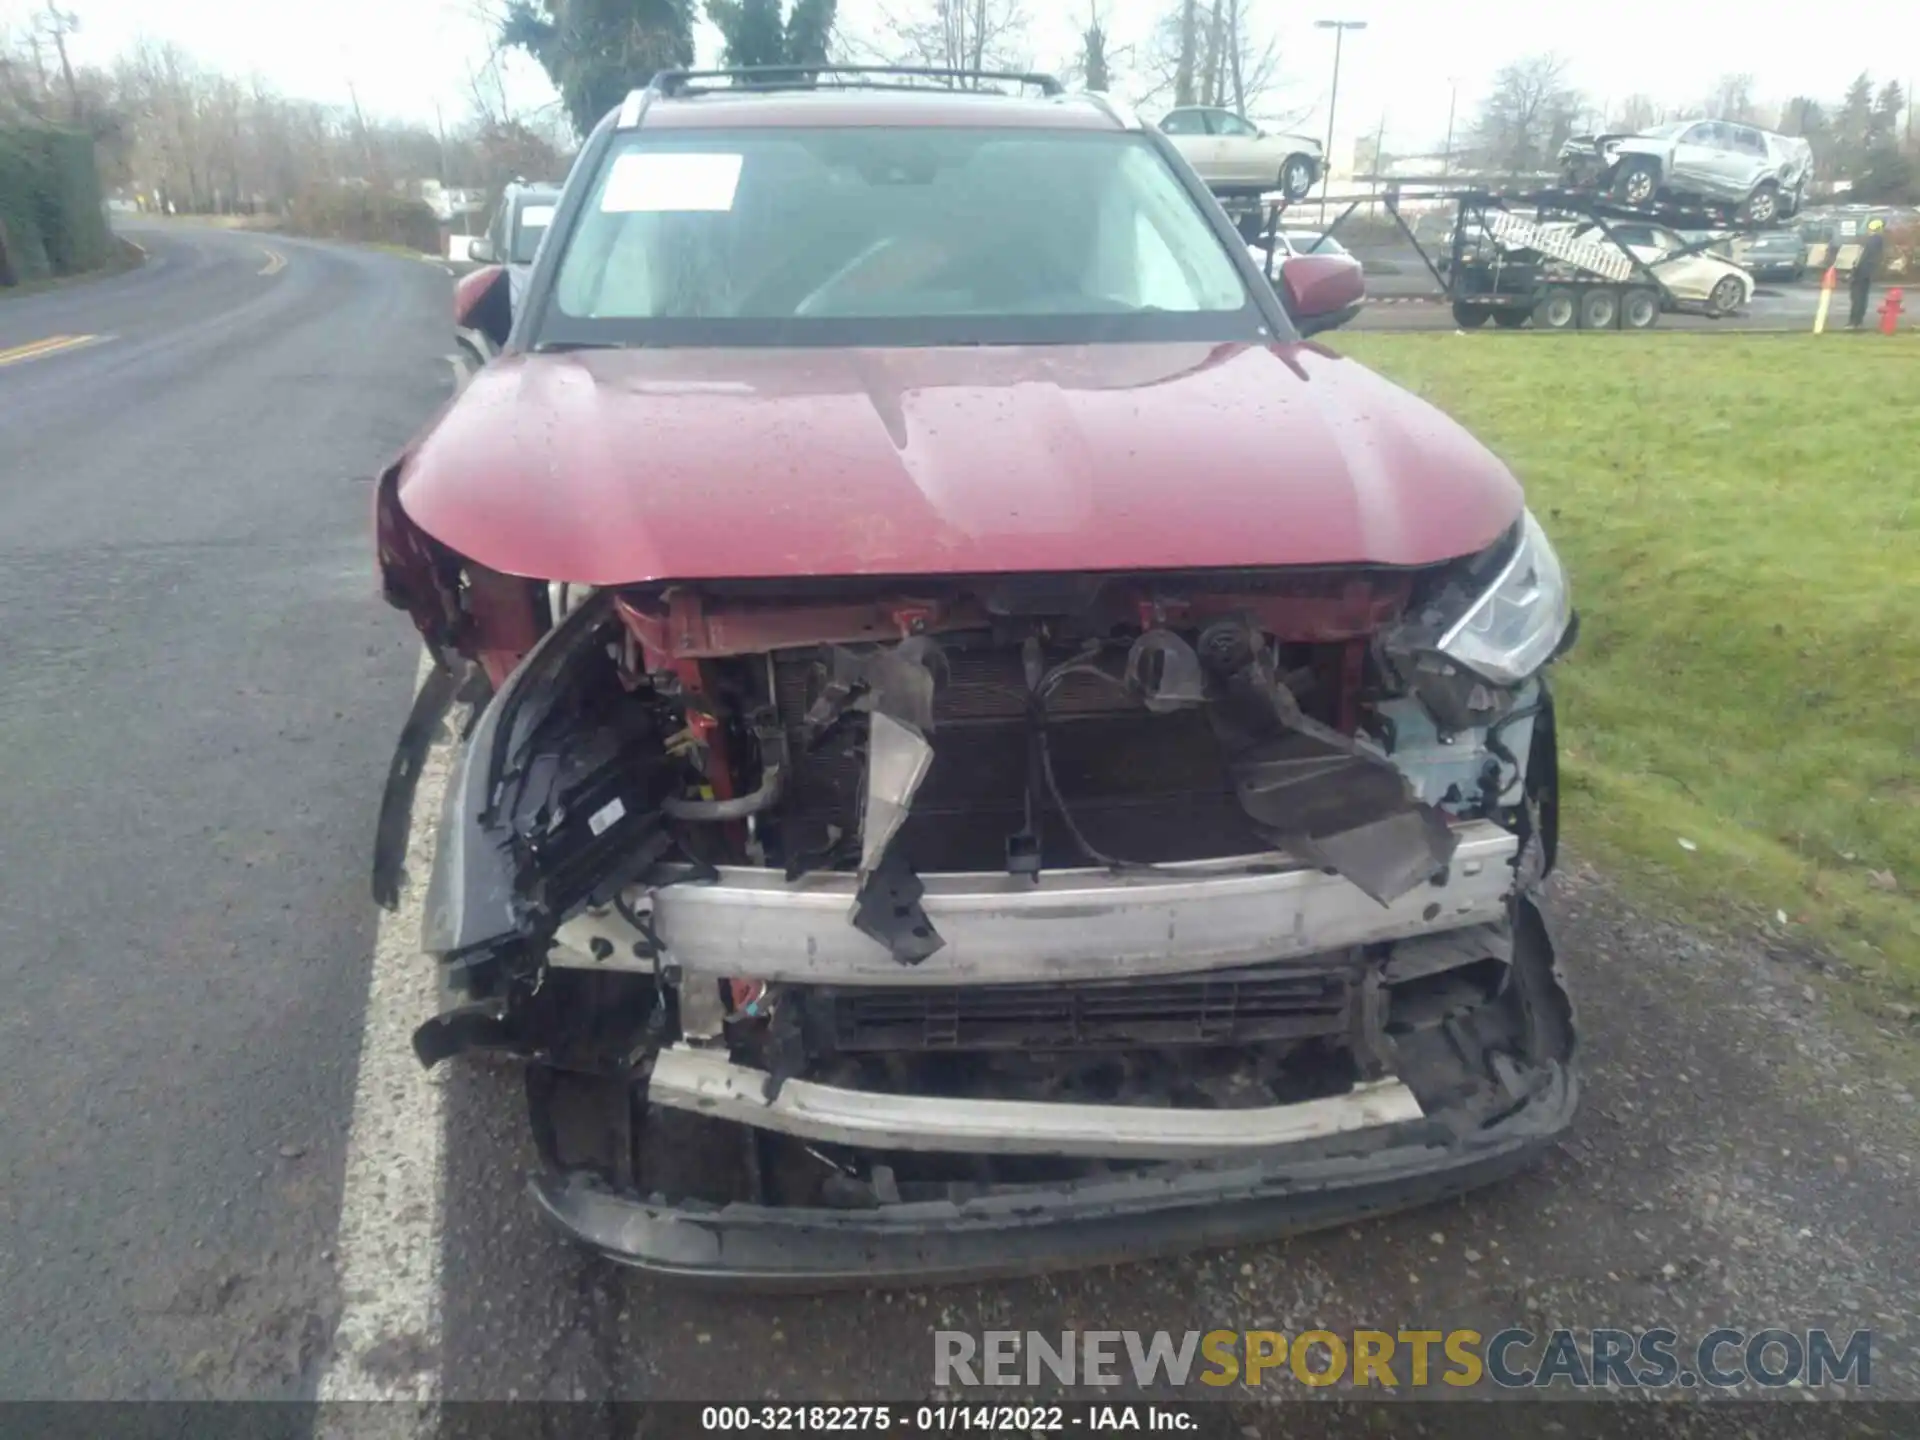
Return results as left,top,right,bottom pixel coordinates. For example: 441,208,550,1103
519,204,556,229
599,152,743,213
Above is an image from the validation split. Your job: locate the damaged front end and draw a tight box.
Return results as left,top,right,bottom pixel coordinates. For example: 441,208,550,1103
394,516,1578,1286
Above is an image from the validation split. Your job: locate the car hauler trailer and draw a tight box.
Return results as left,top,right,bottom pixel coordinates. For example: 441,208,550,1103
1243,181,1786,331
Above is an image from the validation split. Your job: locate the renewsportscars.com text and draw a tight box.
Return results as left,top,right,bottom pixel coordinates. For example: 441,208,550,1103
934,1328,1873,1390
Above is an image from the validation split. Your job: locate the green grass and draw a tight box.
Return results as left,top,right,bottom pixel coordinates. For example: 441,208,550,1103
1332,332,1920,992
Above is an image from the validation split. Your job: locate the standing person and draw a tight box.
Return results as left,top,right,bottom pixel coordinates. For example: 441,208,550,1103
1849,217,1887,329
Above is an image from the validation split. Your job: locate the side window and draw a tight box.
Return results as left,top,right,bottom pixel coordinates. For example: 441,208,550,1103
487,199,510,257
1212,112,1259,138
1681,122,1720,147
1612,225,1652,247
1160,110,1206,136
1732,126,1767,156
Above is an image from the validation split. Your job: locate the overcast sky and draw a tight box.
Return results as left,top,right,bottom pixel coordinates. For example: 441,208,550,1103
18,0,1920,165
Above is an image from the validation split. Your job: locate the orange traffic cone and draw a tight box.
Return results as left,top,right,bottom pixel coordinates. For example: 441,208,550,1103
1813,266,1837,333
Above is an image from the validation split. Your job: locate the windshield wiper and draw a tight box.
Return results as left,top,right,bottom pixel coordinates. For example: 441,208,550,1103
532,339,631,354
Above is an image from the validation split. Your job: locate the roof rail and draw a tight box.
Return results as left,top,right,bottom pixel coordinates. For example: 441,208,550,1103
638,63,1063,103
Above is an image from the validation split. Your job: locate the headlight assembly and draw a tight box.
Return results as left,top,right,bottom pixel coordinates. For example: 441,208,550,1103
1437,509,1572,685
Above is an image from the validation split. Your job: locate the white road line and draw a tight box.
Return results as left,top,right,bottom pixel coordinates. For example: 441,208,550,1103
318,649,452,1409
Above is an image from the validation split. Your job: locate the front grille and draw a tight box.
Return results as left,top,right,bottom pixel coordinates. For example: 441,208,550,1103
799,961,1356,1054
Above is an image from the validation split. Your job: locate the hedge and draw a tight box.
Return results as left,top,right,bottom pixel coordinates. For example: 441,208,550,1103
284,185,441,253
0,124,112,287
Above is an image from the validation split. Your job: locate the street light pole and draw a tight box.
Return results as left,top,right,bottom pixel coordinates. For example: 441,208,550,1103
1314,19,1368,225
1442,78,1459,174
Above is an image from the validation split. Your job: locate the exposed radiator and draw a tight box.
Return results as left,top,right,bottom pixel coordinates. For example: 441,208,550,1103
772,646,1262,870
797,959,1357,1054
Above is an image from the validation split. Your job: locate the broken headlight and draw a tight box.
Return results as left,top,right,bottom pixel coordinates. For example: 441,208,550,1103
1437,510,1571,685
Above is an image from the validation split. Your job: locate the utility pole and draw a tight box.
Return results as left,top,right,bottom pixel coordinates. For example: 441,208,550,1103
1313,19,1367,225
40,2,81,122
345,78,377,182
1442,77,1459,174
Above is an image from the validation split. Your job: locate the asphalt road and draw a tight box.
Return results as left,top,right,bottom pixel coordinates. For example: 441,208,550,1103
3,225,1918,1413
0,225,451,1399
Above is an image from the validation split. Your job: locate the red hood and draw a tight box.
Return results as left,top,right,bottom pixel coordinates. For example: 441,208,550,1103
396,342,1522,584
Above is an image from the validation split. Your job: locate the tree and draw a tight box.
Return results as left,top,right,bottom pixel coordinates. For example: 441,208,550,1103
1835,71,1874,173
1705,73,1755,124
1469,53,1581,173
1855,146,1915,203
1871,80,1904,147
1173,0,1197,106
884,0,1031,83
502,0,696,136
1611,94,1658,133
1778,95,1838,184
1138,0,1284,115
705,0,835,67
1080,0,1109,92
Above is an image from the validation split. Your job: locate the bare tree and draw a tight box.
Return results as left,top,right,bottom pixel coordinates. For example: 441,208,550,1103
1705,73,1756,123
1137,0,1286,116
882,0,1032,81
1081,0,1109,91
1611,93,1658,132
1172,0,1197,106
1467,52,1582,173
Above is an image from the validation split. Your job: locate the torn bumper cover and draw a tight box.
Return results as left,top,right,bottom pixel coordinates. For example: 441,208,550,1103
533,1070,1574,1287
524,887,1575,1286
405,575,1577,1286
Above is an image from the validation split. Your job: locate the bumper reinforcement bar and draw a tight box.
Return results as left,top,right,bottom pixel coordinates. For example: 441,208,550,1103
646,1044,1426,1160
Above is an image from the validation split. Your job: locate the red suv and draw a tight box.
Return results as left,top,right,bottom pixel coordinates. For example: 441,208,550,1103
376,66,1578,1285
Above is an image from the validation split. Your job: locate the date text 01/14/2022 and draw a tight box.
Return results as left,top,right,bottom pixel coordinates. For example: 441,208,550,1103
698,1404,1198,1432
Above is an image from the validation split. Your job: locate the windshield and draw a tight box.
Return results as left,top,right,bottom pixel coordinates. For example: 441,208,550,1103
536,126,1263,348
511,202,555,265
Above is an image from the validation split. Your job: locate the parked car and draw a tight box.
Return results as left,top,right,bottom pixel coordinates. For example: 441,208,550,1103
380,68,1577,1287
1560,220,1754,315
1557,119,1813,225
455,181,562,374
1159,105,1324,199
1726,228,1806,282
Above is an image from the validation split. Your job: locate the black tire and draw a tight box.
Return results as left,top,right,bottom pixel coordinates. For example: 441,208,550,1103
1492,308,1529,329
1612,158,1660,208
1452,302,1492,329
1280,155,1316,200
1707,274,1746,317
1533,285,1578,330
1579,287,1620,330
1739,181,1781,227
1621,287,1660,329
